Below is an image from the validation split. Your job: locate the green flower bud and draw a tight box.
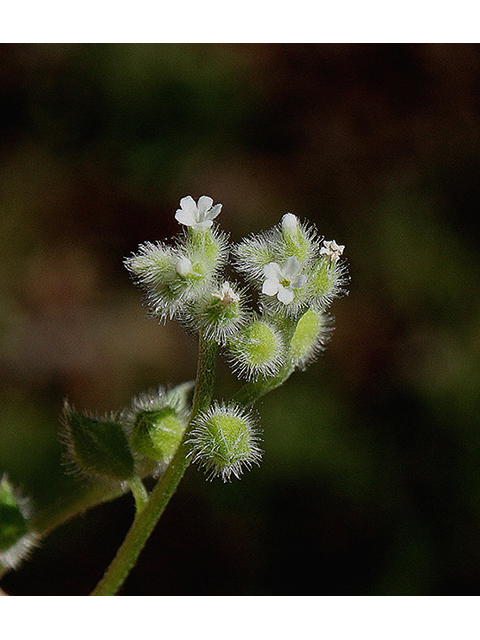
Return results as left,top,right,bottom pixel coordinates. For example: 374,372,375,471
188,281,249,344
123,383,193,466
289,309,332,370
184,226,229,272
124,243,185,321
187,402,262,481
62,403,135,482
0,476,28,552
131,406,185,462
233,230,278,283
125,226,229,323
227,318,285,380
0,476,38,569
162,380,195,413
280,213,318,264
308,256,349,312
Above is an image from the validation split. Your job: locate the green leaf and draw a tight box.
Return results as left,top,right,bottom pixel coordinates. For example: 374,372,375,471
0,476,29,552
63,406,135,482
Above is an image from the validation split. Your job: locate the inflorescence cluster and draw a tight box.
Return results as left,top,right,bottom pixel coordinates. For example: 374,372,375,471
59,195,348,488
121,195,348,480
1,195,349,570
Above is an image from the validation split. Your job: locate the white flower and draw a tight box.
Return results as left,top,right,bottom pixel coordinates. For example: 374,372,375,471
262,256,307,305
212,282,240,306
320,239,345,264
175,195,222,231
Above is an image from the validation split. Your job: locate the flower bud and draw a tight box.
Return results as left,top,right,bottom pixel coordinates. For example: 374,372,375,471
280,213,317,264
124,384,193,465
0,476,38,569
281,213,299,235
233,230,279,282
308,257,349,311
175,256,193,277
61,403,135,482
188,282,248,344
124,243,185,321
227,318,285,380
125,223,229,323
182,226,229,279
289,309,332,369
187,402,262,481
130,407,185,463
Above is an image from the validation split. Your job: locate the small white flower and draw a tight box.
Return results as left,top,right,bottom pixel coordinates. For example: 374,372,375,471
320,239,345,264
212,282,240,307
175,195,222,231
281,213,298,235
262,256,307,305
175,256,193,277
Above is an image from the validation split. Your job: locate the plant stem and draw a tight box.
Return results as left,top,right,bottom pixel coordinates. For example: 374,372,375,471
90,331,217,596
32,482,128,538
232,363,295,407
0,481,129,581
90,443,189,595
128,477,149,513
0,465,160,581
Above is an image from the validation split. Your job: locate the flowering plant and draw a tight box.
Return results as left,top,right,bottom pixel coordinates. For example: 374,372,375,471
0,196,348,595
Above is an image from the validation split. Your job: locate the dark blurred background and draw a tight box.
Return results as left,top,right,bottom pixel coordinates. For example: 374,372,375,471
1,43,480,595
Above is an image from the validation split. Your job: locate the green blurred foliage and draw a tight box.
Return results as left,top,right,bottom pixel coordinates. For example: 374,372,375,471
1,43,480,594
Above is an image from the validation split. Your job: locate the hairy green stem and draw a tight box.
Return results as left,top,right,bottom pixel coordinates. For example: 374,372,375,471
232,363,295,407
90,332,217,596
128,477,149,514
90,444,189,595
32,482,128,538
0,463,161,581
0,481,128,581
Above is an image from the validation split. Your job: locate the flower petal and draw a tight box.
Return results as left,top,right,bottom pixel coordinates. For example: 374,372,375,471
204,203,222,221
283,256,301,278
291,274,308,289
262,279,280,296
175,210,196,226
197,196,214,217
263,262,281,280
179,196,198,216
277,287,294,304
